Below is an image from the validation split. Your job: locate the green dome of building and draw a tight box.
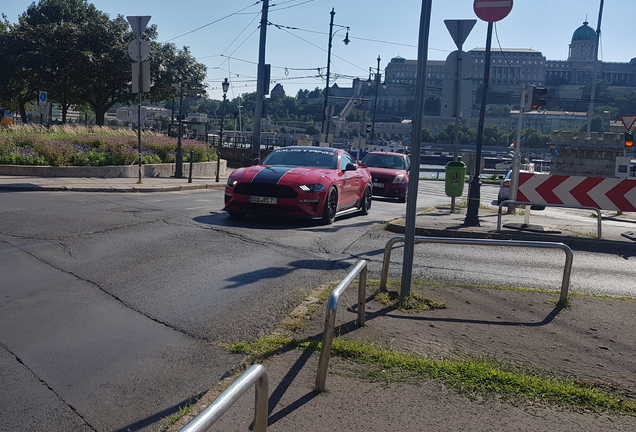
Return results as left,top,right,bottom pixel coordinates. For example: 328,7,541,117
572,21,596,41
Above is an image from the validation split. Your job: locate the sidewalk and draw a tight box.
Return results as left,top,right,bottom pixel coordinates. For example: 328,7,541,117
0,174,230,193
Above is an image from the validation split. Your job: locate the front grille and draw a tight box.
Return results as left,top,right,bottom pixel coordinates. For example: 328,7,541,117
372,175,394,183
234,183,298,198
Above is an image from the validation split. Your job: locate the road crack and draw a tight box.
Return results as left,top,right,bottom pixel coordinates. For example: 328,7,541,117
0,341,98,432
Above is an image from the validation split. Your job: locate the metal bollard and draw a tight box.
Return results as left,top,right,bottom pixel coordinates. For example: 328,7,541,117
188,151,193,183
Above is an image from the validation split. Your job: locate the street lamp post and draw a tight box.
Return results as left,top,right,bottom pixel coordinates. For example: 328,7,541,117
371,55,381,144
216,78,230,183
322,8,350,136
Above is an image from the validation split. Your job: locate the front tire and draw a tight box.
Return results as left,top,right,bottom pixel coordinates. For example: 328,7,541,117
322,187,338,224
359,184,372,215
398,190,407,203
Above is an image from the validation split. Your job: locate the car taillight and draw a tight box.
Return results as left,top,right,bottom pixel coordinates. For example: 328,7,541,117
503,179,510,188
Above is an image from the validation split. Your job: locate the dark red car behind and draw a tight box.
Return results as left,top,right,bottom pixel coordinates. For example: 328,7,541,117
361,152,410,203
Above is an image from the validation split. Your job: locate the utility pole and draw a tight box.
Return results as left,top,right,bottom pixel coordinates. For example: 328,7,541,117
400,0,432,299
252,0,269,160
323,8,336,133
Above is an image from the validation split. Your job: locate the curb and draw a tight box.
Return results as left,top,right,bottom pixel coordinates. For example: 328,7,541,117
385,221,636,255
0,183,227,193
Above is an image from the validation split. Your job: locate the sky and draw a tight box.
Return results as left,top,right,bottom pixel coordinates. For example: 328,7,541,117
2,0,631,101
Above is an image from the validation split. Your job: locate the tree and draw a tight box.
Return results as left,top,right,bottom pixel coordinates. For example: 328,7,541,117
421,127,434,142
10,0,107,123
2,0,207,125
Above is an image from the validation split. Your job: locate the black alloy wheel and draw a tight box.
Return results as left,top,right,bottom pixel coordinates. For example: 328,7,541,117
359,184,372,214
322,187,338,224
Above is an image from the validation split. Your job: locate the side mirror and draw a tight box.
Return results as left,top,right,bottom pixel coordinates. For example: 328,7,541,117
251,158,260,166
345,162,357,171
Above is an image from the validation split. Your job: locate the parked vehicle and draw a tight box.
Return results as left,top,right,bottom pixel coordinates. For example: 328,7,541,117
497,169,545,210
361,151,410,203
223,146,372,224
497,170,513,204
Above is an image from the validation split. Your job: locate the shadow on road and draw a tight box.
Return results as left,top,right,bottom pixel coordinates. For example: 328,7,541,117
193,210,383,232
223,258,356,289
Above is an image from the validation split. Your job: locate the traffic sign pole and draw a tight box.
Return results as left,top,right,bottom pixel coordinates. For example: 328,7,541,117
445,19,476,214
464,0,513,226
127,15,151,183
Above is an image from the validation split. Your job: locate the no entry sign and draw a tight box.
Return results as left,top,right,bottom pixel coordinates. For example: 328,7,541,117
474,0,513,22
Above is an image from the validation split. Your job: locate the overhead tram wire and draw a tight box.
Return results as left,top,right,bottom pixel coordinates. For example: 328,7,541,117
266,22,449,54
269,22,368,73
269,0,318,12
163,1,261,43
494,22,524,85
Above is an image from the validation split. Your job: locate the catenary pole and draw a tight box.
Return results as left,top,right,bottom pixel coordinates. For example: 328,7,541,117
400,0,432,299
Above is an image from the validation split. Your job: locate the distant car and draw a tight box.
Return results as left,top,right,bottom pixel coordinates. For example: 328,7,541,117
223,146,372,224
361,152,410,203
497,170,545,210
497,170,513,204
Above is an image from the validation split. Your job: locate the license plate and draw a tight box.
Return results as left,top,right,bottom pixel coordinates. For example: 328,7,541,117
372,182,384,188
250,196,277,204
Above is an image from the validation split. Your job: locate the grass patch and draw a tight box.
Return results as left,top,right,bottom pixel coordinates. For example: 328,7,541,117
329,339,636,414
375,277,636,303
229,336,636,414
375,290,446,312
452,198,493,210
160,400,197,430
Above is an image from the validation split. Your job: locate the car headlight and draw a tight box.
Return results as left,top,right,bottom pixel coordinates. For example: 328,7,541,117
299,184,326,192
392,174,405,184
227,178,238,187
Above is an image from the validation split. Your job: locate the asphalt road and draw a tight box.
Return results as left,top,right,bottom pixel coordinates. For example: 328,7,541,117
1,181,634,431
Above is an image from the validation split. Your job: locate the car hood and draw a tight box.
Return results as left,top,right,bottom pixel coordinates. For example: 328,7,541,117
366,167,408,178
231,165,331,184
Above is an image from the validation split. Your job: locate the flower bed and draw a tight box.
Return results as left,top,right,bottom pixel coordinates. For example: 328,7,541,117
0,125,217,167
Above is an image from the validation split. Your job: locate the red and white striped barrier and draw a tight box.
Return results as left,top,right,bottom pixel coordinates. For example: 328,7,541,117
517,173,636,212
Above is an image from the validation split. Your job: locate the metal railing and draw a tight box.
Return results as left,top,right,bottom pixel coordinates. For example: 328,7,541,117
380,236,573,305
497,200,602,239
315,260,368,392
179,364,268,432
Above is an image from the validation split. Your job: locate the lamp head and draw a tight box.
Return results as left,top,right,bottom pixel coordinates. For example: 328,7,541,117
343,27,350,45
222,78,229,94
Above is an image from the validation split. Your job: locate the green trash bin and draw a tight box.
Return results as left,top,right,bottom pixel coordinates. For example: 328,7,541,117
445,161,466,197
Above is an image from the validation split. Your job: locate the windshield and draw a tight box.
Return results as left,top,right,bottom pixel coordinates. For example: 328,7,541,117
261,148,338,169
362,154,407,170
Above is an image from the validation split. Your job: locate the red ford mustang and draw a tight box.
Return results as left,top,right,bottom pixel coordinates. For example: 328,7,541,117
224,146,372,224
361,151,410,203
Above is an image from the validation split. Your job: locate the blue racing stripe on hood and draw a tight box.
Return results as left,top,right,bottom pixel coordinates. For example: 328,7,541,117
252,166,294,184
